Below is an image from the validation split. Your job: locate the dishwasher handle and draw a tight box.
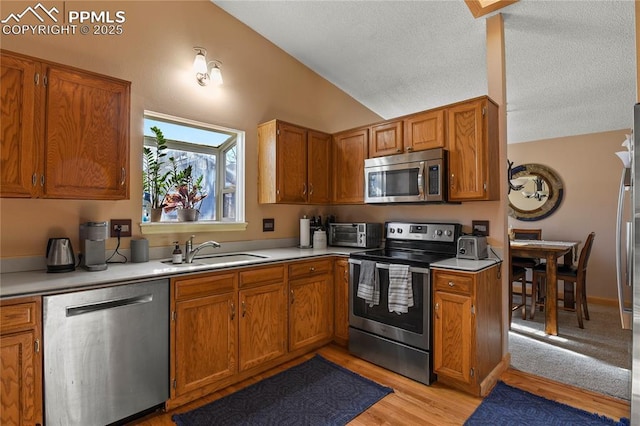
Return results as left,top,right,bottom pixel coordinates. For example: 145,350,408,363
66,294,153,317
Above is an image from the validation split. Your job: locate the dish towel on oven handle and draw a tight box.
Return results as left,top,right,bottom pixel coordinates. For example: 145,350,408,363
388,264,413,314
356,260,379,306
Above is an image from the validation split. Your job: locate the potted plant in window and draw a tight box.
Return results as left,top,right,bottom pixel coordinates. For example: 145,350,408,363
163,158,208,222
143,126,170,222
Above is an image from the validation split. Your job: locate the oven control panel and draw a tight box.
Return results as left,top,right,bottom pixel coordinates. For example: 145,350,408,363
386,222,457,242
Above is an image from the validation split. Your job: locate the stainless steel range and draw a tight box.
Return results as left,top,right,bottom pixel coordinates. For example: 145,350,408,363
348,221,461,384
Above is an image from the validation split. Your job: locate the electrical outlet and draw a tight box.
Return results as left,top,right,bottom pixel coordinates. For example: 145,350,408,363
110,219,132,238
263,218,275,232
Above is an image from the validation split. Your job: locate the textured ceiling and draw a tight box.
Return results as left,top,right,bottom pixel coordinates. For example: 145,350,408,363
213,0,636,144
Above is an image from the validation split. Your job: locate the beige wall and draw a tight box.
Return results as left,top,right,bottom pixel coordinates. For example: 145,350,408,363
0,1,381,258
507,129,631,301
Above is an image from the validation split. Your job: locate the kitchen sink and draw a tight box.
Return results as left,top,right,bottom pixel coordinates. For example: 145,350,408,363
161,253,269,267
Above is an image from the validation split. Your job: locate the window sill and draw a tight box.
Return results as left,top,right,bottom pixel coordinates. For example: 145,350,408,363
139,221,248,235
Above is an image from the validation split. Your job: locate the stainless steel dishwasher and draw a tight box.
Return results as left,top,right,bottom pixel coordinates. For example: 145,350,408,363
43,279,169,425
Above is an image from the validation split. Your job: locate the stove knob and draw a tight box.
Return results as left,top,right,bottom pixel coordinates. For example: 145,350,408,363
397,228,403,234
445,230,453,237
435,229,443,236
389,228,395,234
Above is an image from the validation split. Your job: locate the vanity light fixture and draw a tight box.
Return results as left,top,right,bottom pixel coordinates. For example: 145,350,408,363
193,47,223,86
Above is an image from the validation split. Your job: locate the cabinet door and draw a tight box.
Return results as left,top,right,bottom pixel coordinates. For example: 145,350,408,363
0,331,39,426
404,109,445,152
43,64,130,199
369,120,403,157
447,99,488,201
333,259,349,344
433,290,473,385
289,273,334,352
276,122,307,203
0,52,40,198
332,128,367,204
238,282,287,371
174,292,237,396
307,130,331,204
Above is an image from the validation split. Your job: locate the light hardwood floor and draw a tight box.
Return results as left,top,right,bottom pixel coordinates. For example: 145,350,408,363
133,344,630,425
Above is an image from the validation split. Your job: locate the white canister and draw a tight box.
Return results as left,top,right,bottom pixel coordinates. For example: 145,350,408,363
313,230,327,249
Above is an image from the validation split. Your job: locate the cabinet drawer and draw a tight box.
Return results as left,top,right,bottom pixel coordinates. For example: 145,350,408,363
433,271,473,295
239,265,285,288
288,258,333,279
0,301,38,333
174,272,237,300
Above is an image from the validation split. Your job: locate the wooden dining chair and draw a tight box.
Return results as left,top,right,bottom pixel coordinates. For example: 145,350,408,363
509,244,528,324
511,228,542,318
532,232,595,329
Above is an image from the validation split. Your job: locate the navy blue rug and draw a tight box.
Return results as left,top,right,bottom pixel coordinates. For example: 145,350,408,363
465,381,630,425
172,355,393,426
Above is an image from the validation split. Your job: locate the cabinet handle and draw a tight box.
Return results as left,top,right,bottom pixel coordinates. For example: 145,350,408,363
230,302,235,320
450,174,455,188
40,175,45,187
302,183,307,195
309,266,315,272
396,148,401,153
343,269,348,281
32,173,37,187
406,147,413,152
448,281,455,287
309,183,314,195
120,167,126,186
34,73,39,86
241,301,246,317
434,302,440,319
290,289,295,305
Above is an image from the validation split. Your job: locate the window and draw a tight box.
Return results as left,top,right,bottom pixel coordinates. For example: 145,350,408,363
141,111,245,229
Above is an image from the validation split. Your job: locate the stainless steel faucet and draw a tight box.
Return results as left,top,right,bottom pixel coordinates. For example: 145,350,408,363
185,235,221,263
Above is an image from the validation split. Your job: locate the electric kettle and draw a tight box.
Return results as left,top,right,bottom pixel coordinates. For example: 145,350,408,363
46,238,76,273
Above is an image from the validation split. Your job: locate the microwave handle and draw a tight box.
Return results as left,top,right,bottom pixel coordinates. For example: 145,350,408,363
417,161,425,200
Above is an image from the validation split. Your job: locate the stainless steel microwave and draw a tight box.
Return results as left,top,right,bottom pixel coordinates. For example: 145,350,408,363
364,148,447,203
328,223,382,248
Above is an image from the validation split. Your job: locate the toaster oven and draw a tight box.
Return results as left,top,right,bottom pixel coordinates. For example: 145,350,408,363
328,223,382,248
457,236,488,260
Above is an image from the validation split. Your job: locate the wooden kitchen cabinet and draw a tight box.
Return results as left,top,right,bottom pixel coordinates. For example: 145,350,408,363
403,108,446,152
331,127,368,204
446,96,499,202
238,266,287,372
288,258,334,352
172,272,238,398
0,296,43,426
333,258,350,346
369,120,403,157
432,264,503,396
0,49,130,200
257,119,331,204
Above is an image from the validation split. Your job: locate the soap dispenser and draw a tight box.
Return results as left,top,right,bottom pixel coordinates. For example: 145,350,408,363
172,241,183,264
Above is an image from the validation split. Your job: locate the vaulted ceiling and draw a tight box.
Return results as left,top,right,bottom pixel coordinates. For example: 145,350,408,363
213,0,635,144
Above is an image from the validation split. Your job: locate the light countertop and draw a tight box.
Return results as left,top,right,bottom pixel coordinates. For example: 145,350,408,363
0,246,364,299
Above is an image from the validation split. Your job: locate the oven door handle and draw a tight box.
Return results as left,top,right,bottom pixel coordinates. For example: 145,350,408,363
348,258,429,275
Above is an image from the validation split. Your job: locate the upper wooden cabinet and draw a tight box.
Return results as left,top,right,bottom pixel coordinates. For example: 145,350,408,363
258,120,331,204
446,97,499,202
404,108,446,152
0,50,131,200
331,127,368,204
369,120,403,157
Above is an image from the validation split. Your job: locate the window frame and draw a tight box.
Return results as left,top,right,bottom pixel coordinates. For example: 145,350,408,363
140,111,246,235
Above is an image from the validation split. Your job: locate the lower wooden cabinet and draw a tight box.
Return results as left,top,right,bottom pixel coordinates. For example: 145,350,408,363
333,258,349,345
432,264,503,396
0,297,43,426
238,266,287,372
288,259,334,352
173,272,238,398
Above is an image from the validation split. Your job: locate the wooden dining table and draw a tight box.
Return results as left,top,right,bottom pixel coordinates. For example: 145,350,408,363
509,239,580,336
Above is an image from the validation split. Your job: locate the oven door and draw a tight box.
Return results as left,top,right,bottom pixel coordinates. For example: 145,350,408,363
348,259,431,350
364,161,425,203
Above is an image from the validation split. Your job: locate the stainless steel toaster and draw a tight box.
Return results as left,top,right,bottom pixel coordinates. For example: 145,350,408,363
457,236,488,260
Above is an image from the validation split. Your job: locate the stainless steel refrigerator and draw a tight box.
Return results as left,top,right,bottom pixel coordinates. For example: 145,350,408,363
631,103,640,421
